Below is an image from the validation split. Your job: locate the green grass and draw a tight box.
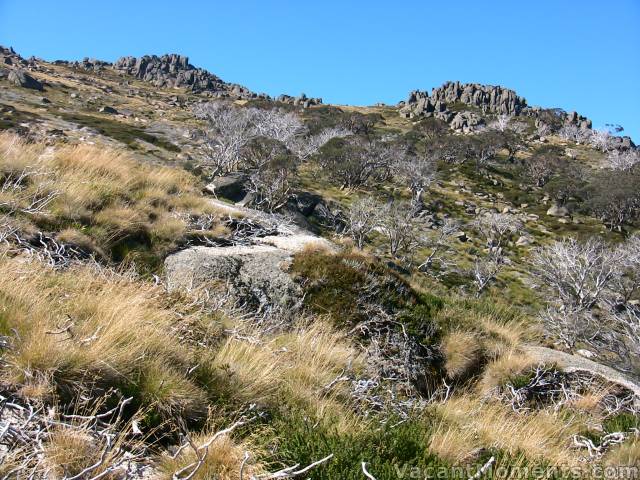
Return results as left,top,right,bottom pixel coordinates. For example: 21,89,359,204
263,413,448,480
290,249,444,343
58,112,180,152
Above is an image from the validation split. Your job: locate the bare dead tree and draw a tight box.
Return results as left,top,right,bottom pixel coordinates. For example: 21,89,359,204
472,255,503,297
193,102,256,178
490,114,510,132
531,237,640,371
318,138,395,189
250,107,304,147
589,128,613,152
539,306,595,351
559,125,590,144
531,238,622,312
290,127,351,160
523,146,562,187
417,218,460,272
395,154,437,205
345,196,380,249
246,164,293,213
377,200,420,257
606,149,640,171
472,212,522,251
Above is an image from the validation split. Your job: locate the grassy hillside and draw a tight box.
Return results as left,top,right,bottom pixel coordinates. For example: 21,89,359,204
1,54,639,479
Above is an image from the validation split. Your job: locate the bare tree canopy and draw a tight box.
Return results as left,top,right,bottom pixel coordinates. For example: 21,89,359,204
531,237,640,373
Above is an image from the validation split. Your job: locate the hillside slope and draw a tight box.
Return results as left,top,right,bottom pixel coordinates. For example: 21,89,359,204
1,47,639,479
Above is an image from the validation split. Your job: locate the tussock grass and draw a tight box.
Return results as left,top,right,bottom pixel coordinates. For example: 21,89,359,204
434,297,537,364
604,437,640,469
208,320,360,424
477,350,538,395
429,396,582,466
157,428,264,480
0,253,207,422
441,330,483,380
0,133,226,270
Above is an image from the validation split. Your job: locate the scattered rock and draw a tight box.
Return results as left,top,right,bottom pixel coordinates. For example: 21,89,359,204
546,204,569,217
576,349,597,359
99,106,118,114
7,69,43,90
515,235,533,247
454,231,468,242
204,173,249,202
164,244,302,310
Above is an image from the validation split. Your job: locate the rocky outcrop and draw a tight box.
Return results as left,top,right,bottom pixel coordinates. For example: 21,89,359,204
7,69,43,91
433,82,526,115
113,53,259,98
70,57,112,72
165,244,302,309
523,345,640,397
111,52,321,106
401,81,527,121
0,46,27,67
275,93,322,108
449,111,484,133
564,110,592,130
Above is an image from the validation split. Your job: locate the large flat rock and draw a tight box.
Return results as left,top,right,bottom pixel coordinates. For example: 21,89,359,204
164,244,301,309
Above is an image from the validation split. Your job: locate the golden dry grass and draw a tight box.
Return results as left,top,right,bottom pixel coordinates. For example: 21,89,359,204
441,330,483,380
209,320,360,426
429,396,583,467
0,253,207,420
604,438,640,470
43,429,109,479
0,133,226,266
477,350,538,395
157,429,263,480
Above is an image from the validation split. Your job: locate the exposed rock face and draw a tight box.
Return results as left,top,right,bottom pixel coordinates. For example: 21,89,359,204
98,106,118,114
276,93,322,108
564,110,592,130
204,173,250,202
113,53,258,98
112,52,321,106
449,111,484,132
523,345,640,397
609,135,636,150
7,69,43,91
401,81,527,120
164,244,302,310
0,46,26,67
433,81,527,115
546,204,569,217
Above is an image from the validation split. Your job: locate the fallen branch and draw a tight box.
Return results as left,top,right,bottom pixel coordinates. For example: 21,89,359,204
361,461,377,480
468,456,495,479
254,453,334,479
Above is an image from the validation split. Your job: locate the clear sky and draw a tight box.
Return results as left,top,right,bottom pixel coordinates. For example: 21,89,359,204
1,0,639,141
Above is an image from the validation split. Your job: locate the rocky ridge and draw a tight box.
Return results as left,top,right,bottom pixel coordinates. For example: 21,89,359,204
113,53,322,106
399,80,600,136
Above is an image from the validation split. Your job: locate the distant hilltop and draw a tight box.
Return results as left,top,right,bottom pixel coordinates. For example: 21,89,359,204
0,45,635,146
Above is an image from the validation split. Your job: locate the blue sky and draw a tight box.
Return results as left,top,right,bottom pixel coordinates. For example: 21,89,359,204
1,0,639,140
